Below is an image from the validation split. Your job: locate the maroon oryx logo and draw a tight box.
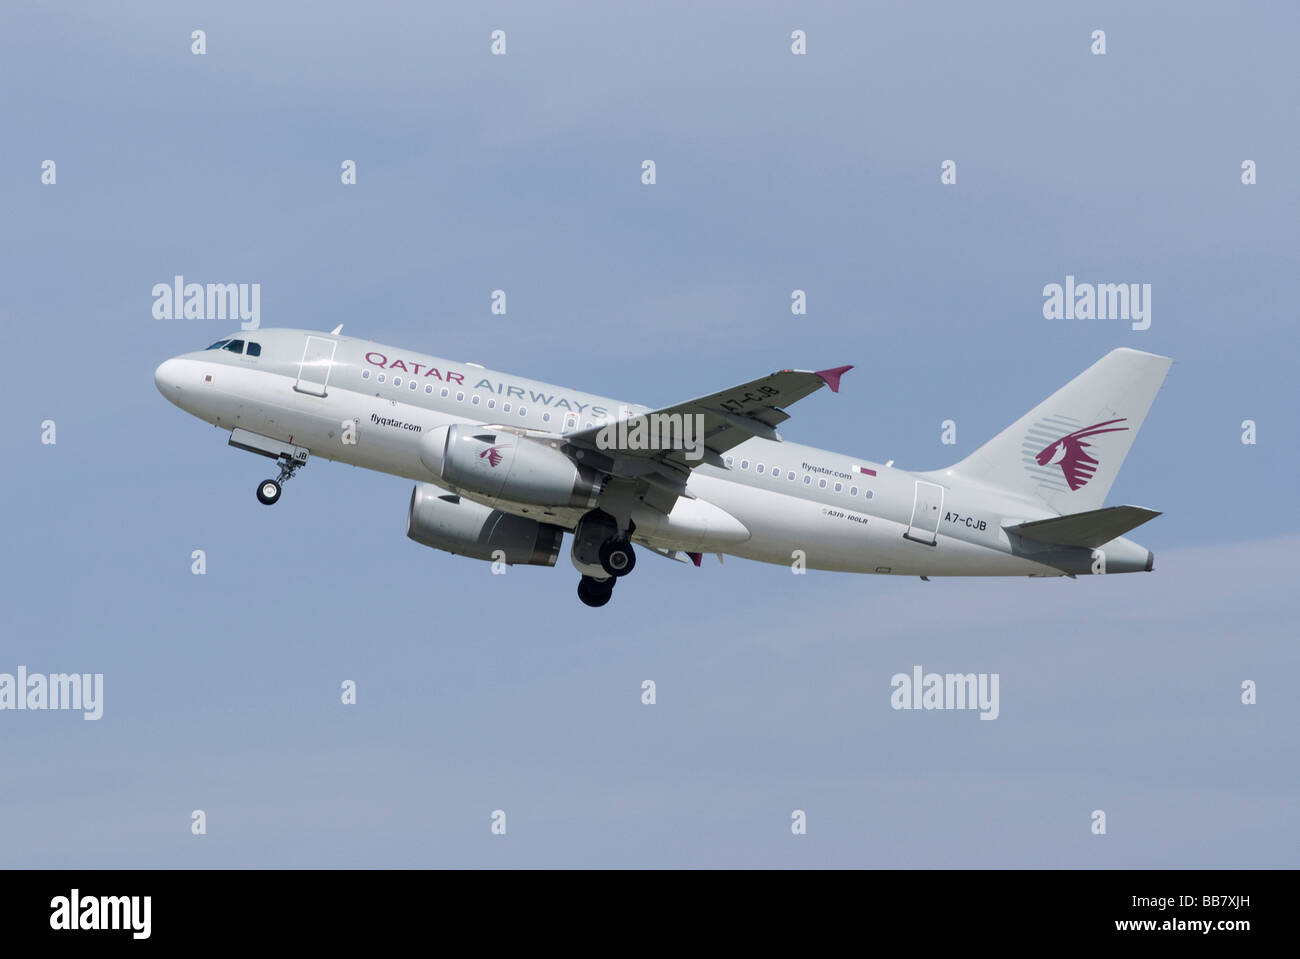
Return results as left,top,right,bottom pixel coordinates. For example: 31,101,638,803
479,445,506,468
1035,418,1128,491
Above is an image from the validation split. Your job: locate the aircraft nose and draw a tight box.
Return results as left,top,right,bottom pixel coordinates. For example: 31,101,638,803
154,357,185,397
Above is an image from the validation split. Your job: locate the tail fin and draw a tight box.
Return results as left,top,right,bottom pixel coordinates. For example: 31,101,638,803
946,348,1172,513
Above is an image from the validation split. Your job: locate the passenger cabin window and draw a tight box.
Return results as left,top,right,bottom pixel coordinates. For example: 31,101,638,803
246,342,261,357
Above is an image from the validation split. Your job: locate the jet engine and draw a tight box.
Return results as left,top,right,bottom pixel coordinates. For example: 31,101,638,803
419,424,602,509
406,483,564,566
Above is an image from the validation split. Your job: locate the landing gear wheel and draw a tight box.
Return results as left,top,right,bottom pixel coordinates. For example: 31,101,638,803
255,451,305,505
577,575,614,607
598,539,636,578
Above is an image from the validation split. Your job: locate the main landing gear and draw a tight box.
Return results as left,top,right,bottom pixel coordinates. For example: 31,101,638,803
571,509,637,607
256,454,304,506
575,539,635,608
598,538,636,578
577,575,615,608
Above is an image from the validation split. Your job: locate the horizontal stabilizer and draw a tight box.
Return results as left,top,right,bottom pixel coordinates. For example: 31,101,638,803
1005,505,1161,549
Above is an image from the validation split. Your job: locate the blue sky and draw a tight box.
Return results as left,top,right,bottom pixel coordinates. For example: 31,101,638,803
1,1,1296,866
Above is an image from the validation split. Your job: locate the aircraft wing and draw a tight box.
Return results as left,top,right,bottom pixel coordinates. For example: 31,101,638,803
563,365,852,509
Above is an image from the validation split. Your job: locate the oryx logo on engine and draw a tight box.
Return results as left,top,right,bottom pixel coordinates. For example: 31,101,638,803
480,445,506,468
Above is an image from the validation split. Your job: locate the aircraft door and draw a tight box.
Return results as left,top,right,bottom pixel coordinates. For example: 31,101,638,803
904,480,944,546
295,336,337,397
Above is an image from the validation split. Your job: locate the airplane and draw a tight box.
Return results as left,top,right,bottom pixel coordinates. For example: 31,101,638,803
154,328,1172,606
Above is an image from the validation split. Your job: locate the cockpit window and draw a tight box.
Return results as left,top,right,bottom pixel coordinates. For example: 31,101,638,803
246,342,261,357
206,339,232,350
221,340,245,354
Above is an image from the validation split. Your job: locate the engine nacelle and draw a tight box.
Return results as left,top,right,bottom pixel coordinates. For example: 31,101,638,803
420,424,602,509
406,483,563,566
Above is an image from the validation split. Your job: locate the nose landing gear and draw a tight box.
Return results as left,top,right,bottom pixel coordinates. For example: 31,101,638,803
228,429,310,507
256,479,282,505
256,453,304,506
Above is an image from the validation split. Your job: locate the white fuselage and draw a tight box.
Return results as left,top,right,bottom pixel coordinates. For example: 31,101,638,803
155,329,1152,577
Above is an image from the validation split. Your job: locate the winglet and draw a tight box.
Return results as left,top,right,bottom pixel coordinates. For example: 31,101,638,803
686,551,702,567
814,365,853,393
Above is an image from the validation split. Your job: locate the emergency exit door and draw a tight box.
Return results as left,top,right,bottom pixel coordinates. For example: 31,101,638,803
904,480,944,546
295,336,337,396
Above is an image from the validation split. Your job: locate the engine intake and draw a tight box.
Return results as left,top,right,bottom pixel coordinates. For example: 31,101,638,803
420,424,602,509
406,483,563,566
